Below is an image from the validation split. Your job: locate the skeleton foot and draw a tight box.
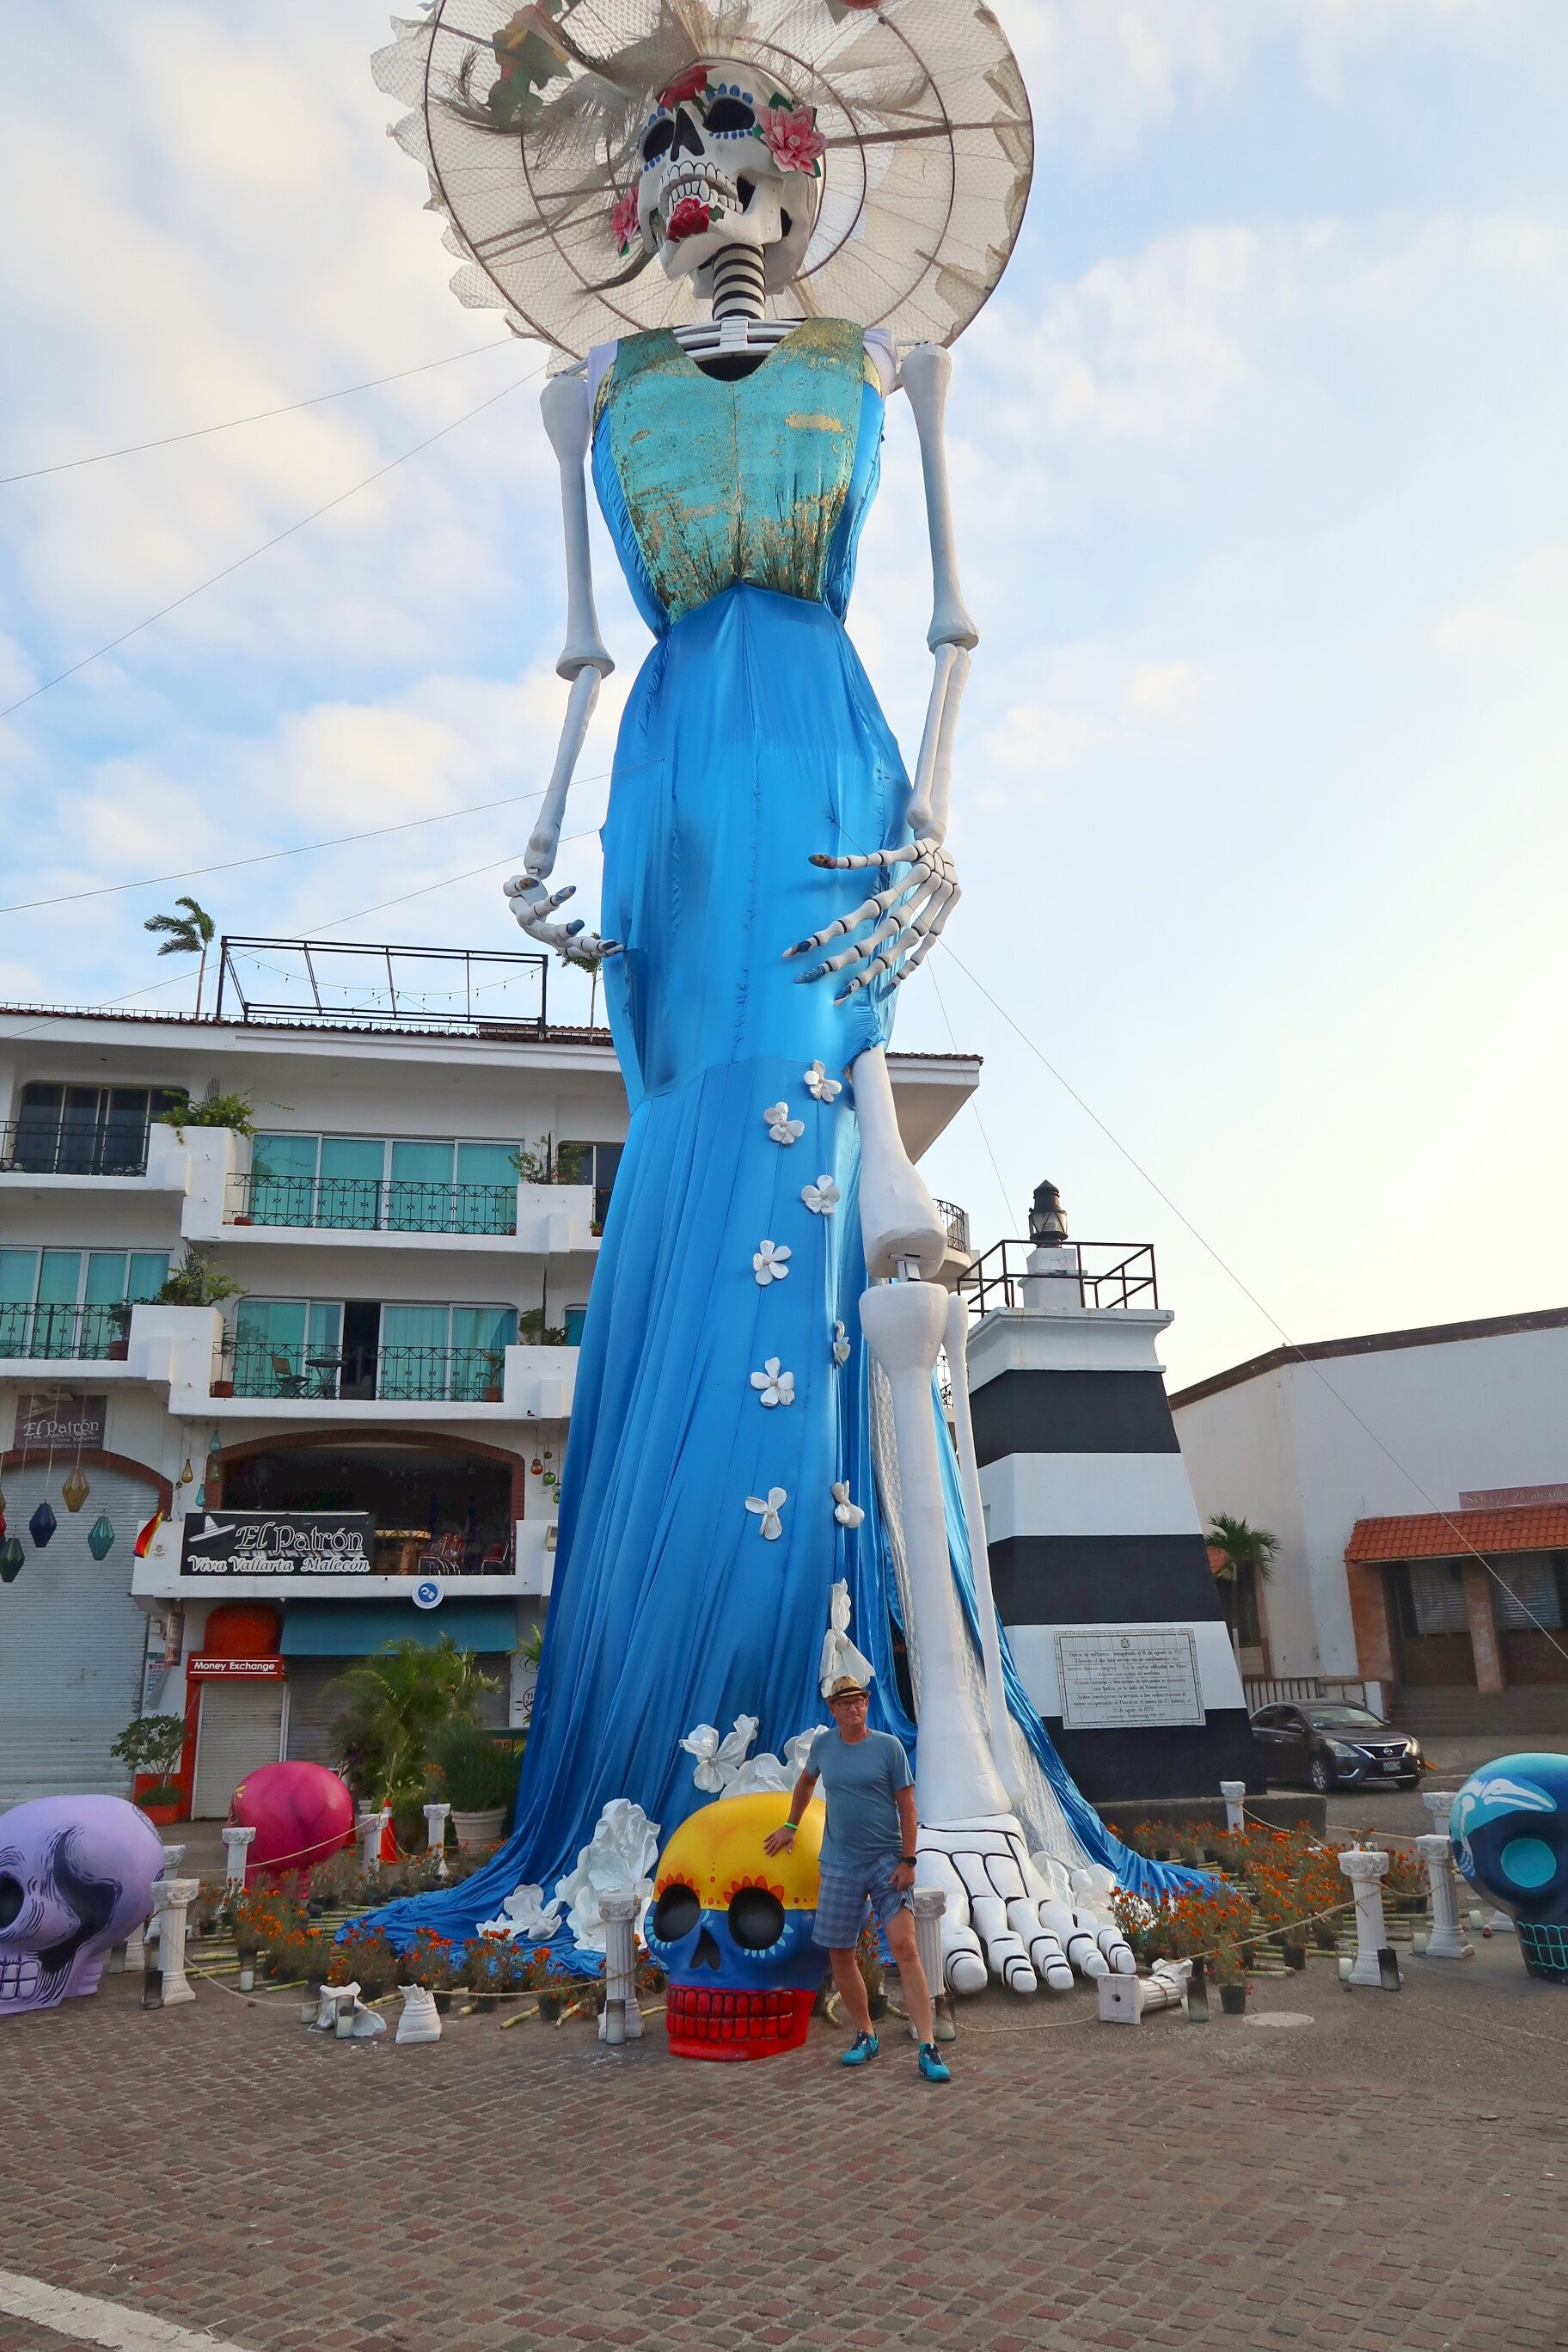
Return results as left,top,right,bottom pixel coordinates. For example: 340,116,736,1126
917,1821,1079,1995
785,842,959,999
504,873,621,970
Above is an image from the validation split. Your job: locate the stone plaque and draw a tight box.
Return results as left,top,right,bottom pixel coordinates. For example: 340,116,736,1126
1054,1626,1204,1730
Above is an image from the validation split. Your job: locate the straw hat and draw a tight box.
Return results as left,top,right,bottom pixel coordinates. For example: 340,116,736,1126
373,0,1033,362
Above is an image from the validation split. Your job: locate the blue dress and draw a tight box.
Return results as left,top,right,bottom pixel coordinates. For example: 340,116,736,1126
364,322,1190,1954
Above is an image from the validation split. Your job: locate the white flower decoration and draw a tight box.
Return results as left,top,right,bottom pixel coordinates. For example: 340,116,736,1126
831,1482,866,1528
753,1239,792,1285
804,1060,842,1104
801,1174,840,1216
763,1100,805,1145
750,1357,796,1408
745,1487,787,1541
475,1883,563,1941
832,1320,851,1366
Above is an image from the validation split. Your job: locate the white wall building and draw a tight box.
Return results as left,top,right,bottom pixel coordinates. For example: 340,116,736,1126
0,936,977,1814
1171,1307,1568,1734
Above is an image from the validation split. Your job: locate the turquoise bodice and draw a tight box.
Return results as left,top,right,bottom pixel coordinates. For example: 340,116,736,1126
591,318,885,633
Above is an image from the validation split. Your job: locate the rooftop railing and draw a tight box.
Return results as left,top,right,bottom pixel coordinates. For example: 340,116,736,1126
0,1302,127,1360
230,1172,519,1236
959,1237,1159,1319
934,1198,971,1257
0,1118,151,1179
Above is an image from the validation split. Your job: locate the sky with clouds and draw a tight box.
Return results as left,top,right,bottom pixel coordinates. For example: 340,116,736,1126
2,1,1565,1391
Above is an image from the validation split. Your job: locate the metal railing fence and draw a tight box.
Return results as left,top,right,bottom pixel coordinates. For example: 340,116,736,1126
0,1118,151,1178
960,1237,1159,1318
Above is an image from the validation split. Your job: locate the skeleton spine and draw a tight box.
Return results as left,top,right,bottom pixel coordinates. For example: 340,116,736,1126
710,244,766,322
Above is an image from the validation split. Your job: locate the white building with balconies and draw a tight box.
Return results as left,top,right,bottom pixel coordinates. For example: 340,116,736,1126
0,934,978,1817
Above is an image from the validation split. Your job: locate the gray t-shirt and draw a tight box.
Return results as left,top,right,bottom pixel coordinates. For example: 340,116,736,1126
806,1726,914,1871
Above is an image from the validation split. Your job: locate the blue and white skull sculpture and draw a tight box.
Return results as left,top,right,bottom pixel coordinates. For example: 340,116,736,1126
1450,1750,1568,1981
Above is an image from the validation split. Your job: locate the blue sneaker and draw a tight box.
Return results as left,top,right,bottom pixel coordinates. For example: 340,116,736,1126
918,2041,952,2083
841,2030,879,2067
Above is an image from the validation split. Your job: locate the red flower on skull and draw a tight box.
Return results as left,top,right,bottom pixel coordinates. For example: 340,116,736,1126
658,62,709,109
665,194,713,242
610,187,640,252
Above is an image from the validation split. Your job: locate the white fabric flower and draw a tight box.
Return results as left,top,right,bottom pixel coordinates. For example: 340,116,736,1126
763,1100,805,1145
783,1725,829,1779
753,1240,792,1285
475,1883,563,1941
679,1716,759,1794
832,1320,851,1366
804,1060,842,1104
750,1357,796,1407
831,1482,866,1529
726,1751,792,1796
801,1174,840,1216
744,1487,787,1541
818,1577,874,1694
552,1799,659,1954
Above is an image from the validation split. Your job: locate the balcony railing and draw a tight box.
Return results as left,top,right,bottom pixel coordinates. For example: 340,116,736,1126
231,1172,518,1236
0,1118,150,1178
0,1302,127,1360
934,1198,971,1257
960,1237,1159,1318
225,1339,515,1404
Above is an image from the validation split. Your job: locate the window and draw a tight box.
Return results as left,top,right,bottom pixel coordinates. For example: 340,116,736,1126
248,1135,520,1235
556,1140,622,1226
378,1302,517,1400
0,1248,168,1359
1398,1559,1470,1638
1489,1553,1564,1632
9,1082,183,1176
231,1298,345,1398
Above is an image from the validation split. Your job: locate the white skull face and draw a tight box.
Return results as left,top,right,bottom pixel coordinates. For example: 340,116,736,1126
0,1795,164,2013
633,62,822,294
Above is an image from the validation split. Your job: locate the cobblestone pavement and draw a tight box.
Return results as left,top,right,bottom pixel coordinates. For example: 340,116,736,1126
5,1940,1568,2352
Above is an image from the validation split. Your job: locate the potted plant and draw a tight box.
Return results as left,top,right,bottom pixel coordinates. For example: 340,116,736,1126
480,1350,506,1405
1214,1941,1249,2014
110,1712,187,1822
405,1929,457,2014
106,1301,132,1361
432,1720,518,1849
156,1249,246,1308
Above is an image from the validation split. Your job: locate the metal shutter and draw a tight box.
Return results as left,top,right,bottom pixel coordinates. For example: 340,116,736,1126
0,1466,150,1804
192,1681,286,1819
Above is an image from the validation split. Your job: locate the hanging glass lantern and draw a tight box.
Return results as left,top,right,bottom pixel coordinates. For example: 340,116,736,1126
0,1535,22,1583
531,1459,543,1477
62,1466,90,1514
29,1500,58,1549
180,1457,194,1485
0,1481,7,1516
0,1511,6,1541
195,1485,206,1510
88,1514,116,1562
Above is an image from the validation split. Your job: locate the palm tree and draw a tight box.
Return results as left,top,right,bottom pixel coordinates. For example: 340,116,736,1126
328,1636,498,1814
144,895,217,1016
1205,1514,1280,1585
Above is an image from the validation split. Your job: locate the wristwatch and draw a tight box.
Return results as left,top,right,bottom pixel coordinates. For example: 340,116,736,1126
899,1855,917,1867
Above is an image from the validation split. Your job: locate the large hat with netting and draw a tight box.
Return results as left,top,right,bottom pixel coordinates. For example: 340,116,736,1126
372,1,1033,362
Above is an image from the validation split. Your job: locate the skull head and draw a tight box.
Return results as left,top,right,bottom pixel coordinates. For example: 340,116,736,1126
0,1795,165,2013
1451,1750,1568,1980
628,61,824,297
645,1791,824,2060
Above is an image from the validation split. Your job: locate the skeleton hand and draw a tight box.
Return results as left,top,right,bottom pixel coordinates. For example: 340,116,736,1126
504,873,620,969
784,840,959,1001
916,1819,1084,1996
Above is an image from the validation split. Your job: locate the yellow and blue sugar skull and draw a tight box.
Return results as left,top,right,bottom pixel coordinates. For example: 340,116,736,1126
646,1791,825,2061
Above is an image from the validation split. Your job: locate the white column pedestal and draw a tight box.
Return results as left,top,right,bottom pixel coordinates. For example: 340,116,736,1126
1416,1833,1473,1959
356,1808,389,1878
598,1891,641,2045
1338,1847,1392,1987
156,1878,199,2006
910,1886,954,2043
422,1803,451,1879
1220,1780,1246,1834
223,1825,256,1891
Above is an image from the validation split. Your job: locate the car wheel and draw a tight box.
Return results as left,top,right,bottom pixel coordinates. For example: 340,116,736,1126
1309,1755,1335,1795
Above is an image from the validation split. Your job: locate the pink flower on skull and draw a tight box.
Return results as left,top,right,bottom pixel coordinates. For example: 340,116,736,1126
759,104,825,175
610,187,640,252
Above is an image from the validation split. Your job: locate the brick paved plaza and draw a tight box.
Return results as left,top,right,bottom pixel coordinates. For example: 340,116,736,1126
5,1934,1567,2352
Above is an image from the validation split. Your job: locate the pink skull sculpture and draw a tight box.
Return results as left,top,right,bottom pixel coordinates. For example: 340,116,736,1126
0,1795,165,2015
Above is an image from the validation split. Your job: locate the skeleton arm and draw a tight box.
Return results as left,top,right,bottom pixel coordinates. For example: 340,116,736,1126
787,343,975,997
504,372,619,967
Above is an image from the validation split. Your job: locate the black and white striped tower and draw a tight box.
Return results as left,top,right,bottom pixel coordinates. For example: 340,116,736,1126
966,1181,1260,1801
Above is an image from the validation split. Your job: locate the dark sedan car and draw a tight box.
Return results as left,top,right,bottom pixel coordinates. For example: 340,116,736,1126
1250,1700,1425,1794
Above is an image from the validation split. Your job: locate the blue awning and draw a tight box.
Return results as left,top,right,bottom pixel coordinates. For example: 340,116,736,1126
279,1600,518,1657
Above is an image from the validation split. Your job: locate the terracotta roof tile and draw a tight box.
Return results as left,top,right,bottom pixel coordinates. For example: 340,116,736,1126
1345,1504,1568,1563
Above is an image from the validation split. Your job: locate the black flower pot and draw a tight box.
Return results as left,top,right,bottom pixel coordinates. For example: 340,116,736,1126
1219,1982,1247,2015
1283,1944,1307,1971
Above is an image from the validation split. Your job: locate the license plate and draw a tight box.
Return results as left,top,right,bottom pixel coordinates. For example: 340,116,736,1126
1381,1761,1403,1774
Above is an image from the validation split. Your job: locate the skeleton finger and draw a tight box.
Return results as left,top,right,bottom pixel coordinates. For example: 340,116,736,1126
784,867,934,960
807,837,939,874
891,876,961,984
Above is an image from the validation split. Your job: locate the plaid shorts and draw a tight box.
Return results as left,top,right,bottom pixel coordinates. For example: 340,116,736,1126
813,1856,911,1950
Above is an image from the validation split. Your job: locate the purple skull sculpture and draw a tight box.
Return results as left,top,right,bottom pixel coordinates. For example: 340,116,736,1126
0,1795,165,2015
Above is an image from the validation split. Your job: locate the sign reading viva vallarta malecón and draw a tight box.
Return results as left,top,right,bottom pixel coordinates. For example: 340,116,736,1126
181,1510,375,1575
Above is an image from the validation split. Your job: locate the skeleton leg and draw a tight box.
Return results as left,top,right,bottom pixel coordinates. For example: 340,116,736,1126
852,1046,946,1283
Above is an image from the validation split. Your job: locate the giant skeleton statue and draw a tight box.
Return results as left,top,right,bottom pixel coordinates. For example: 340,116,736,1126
367,0,1193,1996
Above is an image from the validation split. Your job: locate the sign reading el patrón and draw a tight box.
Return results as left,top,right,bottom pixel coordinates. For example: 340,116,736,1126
182,1510,375,1575
1054,1626,1204,1730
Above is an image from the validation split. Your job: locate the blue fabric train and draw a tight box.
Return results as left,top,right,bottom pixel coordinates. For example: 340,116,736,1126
361,321,1193,1958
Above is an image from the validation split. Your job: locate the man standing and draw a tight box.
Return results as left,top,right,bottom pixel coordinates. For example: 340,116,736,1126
764,1675,950,2080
